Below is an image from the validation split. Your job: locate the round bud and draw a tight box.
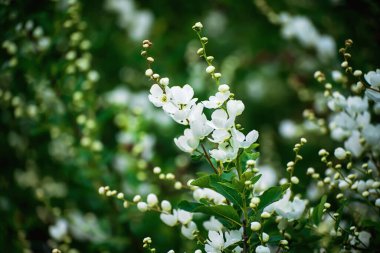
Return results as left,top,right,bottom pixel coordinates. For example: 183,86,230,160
206,65,215,73
250,221,261,231
147,193,158,207
137,202,148,212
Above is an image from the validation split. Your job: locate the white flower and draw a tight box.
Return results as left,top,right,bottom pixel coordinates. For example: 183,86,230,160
255,165,278,192
181,221,198,240
255,245,270,253
281,14,319,47
203,216,224,231
346,96,368,114
162,85,197,124
316,35,336,61
209,142,239,163
177,209,193,225
349,231,371,249
160,210,178,226
264,190,306,221
364,69,380,88
327,92,346,112
205,231,224,253
148,84,170,107
226,100,245,118
202,86,231,109
364,69,380,102
174,128,199,153
188,104,213,139
231,128,259,149
204,230,242,253
363,124,380,151
49,219,68,241
208,109,234,130
344,130,364,157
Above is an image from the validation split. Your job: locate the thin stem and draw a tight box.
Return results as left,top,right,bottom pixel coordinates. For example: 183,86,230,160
201,143,219,175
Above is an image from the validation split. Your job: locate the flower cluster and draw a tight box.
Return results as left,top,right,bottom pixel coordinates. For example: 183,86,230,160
145,38,258,163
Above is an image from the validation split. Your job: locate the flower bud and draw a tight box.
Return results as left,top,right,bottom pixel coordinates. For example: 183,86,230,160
206,65,215,73
137,202,148,212
160,78,169,86
250,221,261,231
192,22,203,31
145,69,153,76
334,147,346,160
147,193,158,207
161,200,172,211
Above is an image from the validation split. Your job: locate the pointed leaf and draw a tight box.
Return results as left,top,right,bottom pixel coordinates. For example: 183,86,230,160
210,181,243,208
257,183,290,211
312,195,327,225
177,201,241,227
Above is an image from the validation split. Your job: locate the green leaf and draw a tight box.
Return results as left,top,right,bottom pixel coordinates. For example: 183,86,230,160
191,174,219,188
250,174,262,185
312,195,327,225
210,181,243,208
177,201,241,227
257,184,290,211
191,153,203,161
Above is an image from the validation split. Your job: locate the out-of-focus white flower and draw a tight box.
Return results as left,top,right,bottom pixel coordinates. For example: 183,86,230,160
264,190,307,221
364,69,380,88
279,12,335,61
316,35,336,61
203,216,224,231
181,221,198,240
105,87,130,106
364,69,380,102
279,120,298,139
344,130,364,157
105,0,153,41
49,219,68,241
349,231,371,249
327,92,346,112
160,210,178,227
177,209,193,225
255,245,270,253
193,188,226,205
255,165,278,192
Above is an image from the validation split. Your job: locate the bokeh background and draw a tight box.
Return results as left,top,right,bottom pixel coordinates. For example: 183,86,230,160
1,0,379,252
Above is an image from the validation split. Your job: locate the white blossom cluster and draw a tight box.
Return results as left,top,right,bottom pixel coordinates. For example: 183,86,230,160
147,75,259,162
326,82,380,157
105,0,154,41
278,12,336,61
